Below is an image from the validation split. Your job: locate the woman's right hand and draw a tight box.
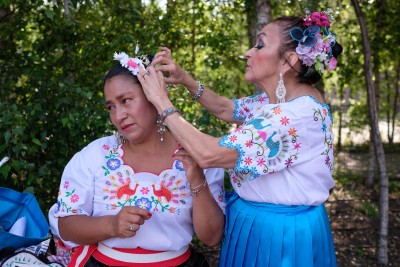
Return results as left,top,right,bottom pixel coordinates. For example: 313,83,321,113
112,206,152,238
151,47,193,87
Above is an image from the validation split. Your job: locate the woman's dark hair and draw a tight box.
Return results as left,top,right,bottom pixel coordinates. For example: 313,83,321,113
272,16,343,85
103,55,154,86
103,63,140,87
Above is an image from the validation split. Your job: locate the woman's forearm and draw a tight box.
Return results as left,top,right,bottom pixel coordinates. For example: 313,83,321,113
163,111,238,169
183,77,242,124
192,186,225,246
59,215,115,245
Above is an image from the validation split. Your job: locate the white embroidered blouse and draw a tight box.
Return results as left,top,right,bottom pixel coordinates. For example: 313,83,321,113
219,93,335,206
49,136,225,250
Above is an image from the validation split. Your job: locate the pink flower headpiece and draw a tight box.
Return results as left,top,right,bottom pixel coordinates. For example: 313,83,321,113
113,52,153,75
290,9,337,75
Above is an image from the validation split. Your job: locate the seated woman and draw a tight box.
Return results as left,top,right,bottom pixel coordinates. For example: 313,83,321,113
48,52,225,267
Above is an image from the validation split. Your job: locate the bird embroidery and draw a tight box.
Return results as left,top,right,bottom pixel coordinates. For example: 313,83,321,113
258,131,281,158
265,132,280,158
116,183,139,199
152,181,173,203
247,118,272,130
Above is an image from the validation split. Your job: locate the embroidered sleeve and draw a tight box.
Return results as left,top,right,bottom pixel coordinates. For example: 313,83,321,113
53,149,95,217
204,168,226,212
220,105,308,183
232,93,269,121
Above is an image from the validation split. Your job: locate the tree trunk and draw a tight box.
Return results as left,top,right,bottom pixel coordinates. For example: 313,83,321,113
245,0,272,47
367,135,375,186
63,0,73,22
337,85,344,152
389,61,400,144
373,0,385,111
367,0,385,186
385,70,392,144
245,0,272,94
351,0,389,264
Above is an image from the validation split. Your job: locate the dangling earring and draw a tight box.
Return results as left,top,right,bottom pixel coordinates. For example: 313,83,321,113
115,131,126,146
275,65,286,104
156,114,166,142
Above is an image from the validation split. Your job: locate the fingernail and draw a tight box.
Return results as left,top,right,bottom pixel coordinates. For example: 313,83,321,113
148,212,152,217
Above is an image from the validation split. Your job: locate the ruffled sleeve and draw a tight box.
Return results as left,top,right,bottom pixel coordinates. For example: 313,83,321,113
52,143,101,218
232,93,269,121
219,104,311,184
204,168,226,212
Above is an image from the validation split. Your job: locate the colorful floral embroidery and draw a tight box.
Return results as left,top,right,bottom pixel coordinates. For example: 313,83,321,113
174,160,185,171
312,104,334,172
232,93,269,120
106,158,121,170
54,186,83,215
222,95,335,187
140,187,150,194
135,197,152,211
101,148,120,175
55,138,224,220
102,160,191,214
221,102,305,186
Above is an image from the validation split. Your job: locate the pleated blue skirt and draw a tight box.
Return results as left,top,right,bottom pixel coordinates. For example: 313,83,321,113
219,191,337,267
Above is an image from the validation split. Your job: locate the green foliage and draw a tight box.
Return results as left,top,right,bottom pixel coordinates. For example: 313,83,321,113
345,99,370,132
360,201,379,217
0,1,251,214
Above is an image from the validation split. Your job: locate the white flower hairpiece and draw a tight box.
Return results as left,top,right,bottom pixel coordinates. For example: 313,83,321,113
113,52,144,76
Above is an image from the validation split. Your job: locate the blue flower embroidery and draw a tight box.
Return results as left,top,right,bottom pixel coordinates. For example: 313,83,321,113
321,123,327,132
106,158,121,170
135,197,152,211
174,160,185,171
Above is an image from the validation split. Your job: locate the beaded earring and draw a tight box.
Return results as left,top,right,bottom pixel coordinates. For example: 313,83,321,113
275,66,286,103
115,131,126,145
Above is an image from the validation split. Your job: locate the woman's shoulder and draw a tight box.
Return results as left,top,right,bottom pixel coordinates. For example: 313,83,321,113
245,95,332,129
289,95,333,120
84,135,116,148
74,135,117,158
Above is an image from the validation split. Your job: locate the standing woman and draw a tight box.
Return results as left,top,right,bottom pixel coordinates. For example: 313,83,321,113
48,53,225,267
139,10,342,267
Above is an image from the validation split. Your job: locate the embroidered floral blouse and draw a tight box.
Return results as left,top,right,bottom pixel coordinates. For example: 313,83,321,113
219,93,335,206
48,136,225,250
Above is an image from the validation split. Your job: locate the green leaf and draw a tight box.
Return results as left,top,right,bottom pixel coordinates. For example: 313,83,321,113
32,138,42,146
45,9,54,20
4,131,11,143
0,165,11,178
61,118,69,126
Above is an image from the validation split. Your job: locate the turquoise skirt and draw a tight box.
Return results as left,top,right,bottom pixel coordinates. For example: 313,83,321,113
219,191,337,267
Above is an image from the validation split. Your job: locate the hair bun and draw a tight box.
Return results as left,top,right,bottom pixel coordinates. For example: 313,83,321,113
332,42,343,59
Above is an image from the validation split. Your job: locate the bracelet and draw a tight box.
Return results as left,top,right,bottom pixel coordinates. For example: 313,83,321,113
189,179,208,196
157,107,182,142
191,81,204,101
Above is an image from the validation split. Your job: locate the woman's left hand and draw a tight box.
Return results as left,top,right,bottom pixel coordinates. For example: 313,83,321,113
137,65,170,110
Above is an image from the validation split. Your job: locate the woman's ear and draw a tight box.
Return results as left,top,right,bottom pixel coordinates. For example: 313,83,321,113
283,52,299,73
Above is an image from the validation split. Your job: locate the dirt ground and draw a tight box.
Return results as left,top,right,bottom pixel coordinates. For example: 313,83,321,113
328,185,399,267
197,184,400,267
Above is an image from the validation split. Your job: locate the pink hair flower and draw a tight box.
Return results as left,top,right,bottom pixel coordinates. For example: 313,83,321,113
128,59,138,68
305,11,331,28
327,57,337,70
